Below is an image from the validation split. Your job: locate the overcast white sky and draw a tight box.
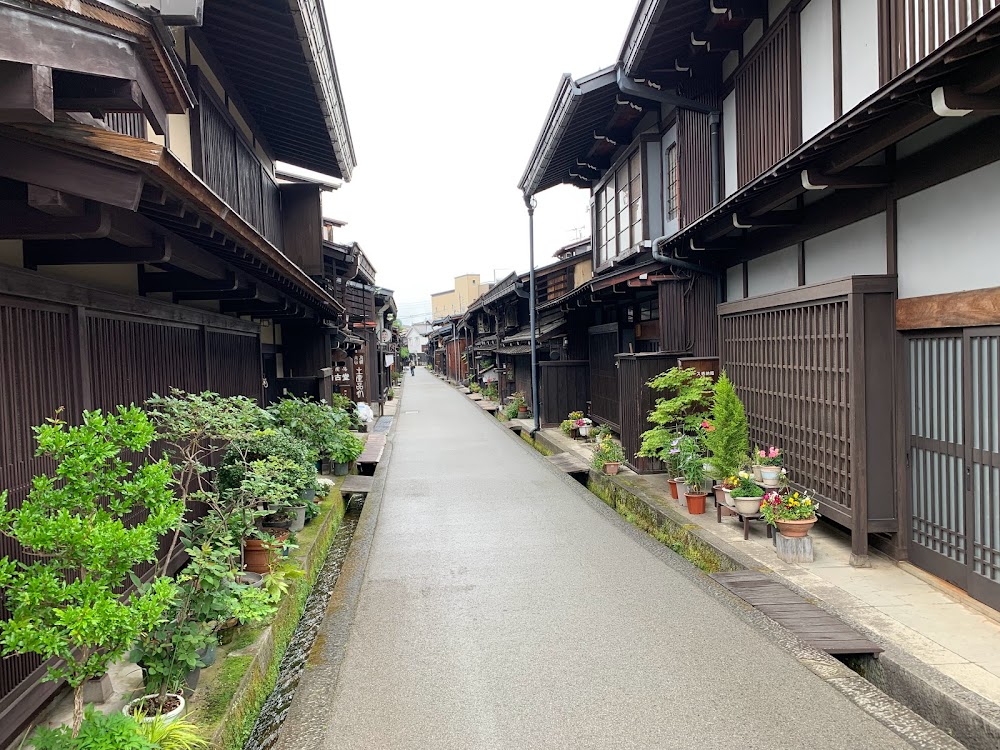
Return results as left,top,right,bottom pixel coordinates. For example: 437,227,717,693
322,0,639,323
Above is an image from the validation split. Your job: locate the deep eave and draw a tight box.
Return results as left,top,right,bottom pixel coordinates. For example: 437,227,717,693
519,66,659,196
3,120,344,317
200,0,356,180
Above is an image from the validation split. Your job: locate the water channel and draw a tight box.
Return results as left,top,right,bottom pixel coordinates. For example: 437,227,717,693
243,501,361,750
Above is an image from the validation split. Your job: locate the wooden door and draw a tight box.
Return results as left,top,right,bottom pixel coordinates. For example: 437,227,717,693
907,329,1000,609
588,323,620,431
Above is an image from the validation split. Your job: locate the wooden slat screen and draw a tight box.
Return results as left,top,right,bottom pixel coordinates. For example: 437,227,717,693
618,354,679,474
588,326,620,431
734,16,798,187
0,297,262,744
104,112,147,140
968,330,1000,591
198,88,239,209
720,298,852,520
677,91,720,226
893,0,1000,75
539,362,590,428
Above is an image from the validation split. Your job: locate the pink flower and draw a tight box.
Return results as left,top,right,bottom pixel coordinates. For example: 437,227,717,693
758,449,766,458
768,446,780,459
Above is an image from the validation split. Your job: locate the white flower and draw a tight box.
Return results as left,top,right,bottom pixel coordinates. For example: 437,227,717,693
780,468,787,475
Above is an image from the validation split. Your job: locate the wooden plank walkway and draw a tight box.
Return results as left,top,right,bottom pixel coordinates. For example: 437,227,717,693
546,452,590,475
357,434,386,476
468,393,483,401
479,401,499,413
710,571,883,656
340,475,374,496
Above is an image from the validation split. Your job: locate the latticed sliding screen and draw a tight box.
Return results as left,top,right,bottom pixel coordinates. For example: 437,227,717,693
720,299,851,517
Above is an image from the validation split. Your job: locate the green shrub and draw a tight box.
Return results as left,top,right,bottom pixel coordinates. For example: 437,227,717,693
33,708,155,750
703,373,749,480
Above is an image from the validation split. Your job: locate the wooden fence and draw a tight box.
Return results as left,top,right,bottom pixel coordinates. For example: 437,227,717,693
718,276,897,561
892,0,1000,75
539,361,590,427
0,271,261,746
617,353,679,474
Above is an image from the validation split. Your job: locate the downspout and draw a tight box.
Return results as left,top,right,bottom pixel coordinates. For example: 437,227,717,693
525,194,540,435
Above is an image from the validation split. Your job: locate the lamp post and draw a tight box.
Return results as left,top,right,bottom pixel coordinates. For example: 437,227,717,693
524,194,540,434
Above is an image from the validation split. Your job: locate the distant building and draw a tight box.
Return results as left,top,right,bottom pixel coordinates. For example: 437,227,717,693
431,274,492,319
405,321,433,362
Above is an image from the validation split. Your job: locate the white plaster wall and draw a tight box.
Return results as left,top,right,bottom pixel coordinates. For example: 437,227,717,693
726,265,745,301
723,92,738,197
167,113,192,169
804,213,887,285
748,245,799,297
840,0,880,112
800,0,835,141
898,159,1000,299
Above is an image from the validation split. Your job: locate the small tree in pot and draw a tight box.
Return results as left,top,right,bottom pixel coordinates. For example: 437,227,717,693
703,372,750,491
0,407,184,736
677,435,708,514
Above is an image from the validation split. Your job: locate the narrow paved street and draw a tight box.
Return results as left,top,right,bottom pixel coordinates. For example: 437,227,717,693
298,369,917,749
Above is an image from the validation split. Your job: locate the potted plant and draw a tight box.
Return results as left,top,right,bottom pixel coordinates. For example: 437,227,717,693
757,446,784,487
730,471,766,515
512,391,528,415
592,436,626,475
716,475,739,507
761,488,820,537
0,407,184,737
703,373,749,487
677,436,708,514
576,417,593,438
329,429,364,476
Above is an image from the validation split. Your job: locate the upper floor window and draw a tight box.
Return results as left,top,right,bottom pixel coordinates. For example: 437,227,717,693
596,147,643,266
665,144,679,223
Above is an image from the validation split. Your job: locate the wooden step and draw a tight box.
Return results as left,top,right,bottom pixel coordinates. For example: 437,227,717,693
339,475,374,496
546,452,590,475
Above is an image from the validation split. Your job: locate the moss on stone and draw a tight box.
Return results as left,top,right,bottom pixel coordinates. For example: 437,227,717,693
185,485,346,750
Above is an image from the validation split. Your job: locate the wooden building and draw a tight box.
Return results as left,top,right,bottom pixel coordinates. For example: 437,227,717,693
0,0,358,740
519,0,1000,608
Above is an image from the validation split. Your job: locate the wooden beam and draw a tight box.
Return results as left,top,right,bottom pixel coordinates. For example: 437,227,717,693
713,0,767,20
801,167,889,190
818,104,937,174
24,235,169,267
52,71,142,116
27,185,85,217
139,269,237,294
732,211,799,229
0,62,53,123
0,135,143,210
220,300,291,316
174,285,259,303
931,85,1000,116
897,287,1000,330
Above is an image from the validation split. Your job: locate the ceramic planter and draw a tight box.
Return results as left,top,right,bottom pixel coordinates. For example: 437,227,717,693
298,487,316,503
235,571,264,589
288,504,307,533
579,425,591,437
334,461,349,476
776,517,817,538
732,496,762,515
667,477,680,500
603,462,620,476
752,464,764,482
760,465,781,487
123,694,185,724
685,491,707,515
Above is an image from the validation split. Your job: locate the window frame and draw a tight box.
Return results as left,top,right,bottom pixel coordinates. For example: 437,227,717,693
661,126,680,239
592,140,649,272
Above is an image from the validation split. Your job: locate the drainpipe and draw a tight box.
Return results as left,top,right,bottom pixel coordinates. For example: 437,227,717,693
709,112,721,206
525,194,540,435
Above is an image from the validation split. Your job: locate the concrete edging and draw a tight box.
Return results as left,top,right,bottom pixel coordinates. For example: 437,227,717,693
273,390,400,749
472,392,975,750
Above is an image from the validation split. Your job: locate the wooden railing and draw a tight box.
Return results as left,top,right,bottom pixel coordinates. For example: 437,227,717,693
734,15,799,187
893,0,1000,75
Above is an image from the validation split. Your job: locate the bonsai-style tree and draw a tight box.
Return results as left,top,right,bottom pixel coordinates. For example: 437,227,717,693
638,367,714,464
0,407,184,736
703,372,749,480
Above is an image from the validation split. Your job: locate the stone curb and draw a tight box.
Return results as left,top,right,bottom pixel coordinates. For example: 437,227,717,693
469,394,970,750
273,386,400,750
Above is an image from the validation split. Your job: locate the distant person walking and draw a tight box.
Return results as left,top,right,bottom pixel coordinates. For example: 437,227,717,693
410,359,416,376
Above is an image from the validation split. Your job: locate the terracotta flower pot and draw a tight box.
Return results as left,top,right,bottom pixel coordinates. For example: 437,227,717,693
776,517,817,538
518,405,527,414
667,478,680,500
685,491,707,515
603,462,620,476
243,539,272,574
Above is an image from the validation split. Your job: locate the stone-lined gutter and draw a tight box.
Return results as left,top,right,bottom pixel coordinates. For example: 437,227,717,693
488,401,980,750
186,486,346,750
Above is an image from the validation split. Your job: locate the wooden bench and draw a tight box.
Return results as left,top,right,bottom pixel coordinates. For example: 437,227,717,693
340,474,374,496
357,434,386,476
711,571,884,656
546,452,590,475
